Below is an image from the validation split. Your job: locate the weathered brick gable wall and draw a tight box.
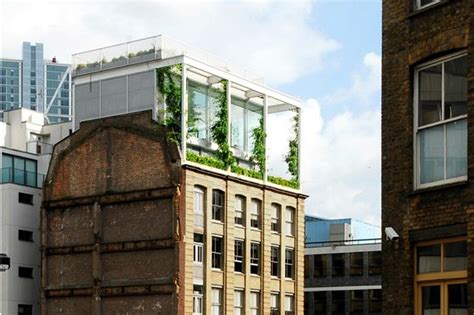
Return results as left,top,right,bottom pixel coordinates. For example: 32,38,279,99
41,111,182,314
382,0,473,313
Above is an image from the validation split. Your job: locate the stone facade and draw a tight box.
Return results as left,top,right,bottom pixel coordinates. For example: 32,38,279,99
41,110,306,314
382,0,473,313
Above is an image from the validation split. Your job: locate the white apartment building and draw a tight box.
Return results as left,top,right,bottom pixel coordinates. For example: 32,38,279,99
0,108,70,315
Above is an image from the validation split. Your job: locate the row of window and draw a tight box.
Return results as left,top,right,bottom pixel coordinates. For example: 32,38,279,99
194,234,295,279
305,289,382,315
307,251,382,278
193,286,294,315
194,187,295,235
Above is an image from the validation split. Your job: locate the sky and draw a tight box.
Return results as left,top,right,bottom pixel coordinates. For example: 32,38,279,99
0,0,382,226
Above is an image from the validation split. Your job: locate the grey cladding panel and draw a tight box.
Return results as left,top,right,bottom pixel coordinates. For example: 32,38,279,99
128,71,154,112
101,77,126,117
75,82,100,128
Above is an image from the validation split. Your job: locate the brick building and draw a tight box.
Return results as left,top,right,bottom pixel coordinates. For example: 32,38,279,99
41,36,306,314
382,0,472,313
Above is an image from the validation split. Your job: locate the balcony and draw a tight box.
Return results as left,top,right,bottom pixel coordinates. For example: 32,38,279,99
1,167,44,188
26,141,53,155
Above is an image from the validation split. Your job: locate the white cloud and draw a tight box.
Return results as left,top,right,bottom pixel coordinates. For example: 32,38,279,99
0,0,339,86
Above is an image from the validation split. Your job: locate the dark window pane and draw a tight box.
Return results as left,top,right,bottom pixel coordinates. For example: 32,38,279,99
212,190,224,222
332,254,345,277
314,292,327,314
18,266,33,278
444,241,467,271
234,240,244,273
417,244,441,273
18,193,34,205
332,291,345,314
211,237,223,269
271,246,279,277
350,252,364,276
314,255,328,278
369,289,382,313
422,286,440,315
448,283,467,315
444,56,467,120
369,251,382,275
18,304,33,315
419,64,442,126
350,290,364,314
18,230,33,242
250,243,260,275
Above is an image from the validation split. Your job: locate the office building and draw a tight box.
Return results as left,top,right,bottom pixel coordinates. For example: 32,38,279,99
0,42,71,123
382,0,471,313
0,108,70,315
304,216,382,315
41,35,307,314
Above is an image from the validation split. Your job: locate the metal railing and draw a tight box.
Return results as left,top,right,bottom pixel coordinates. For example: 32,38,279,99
305,238,382,248
26,141,54,155
72,35,264,83
1,167,44,188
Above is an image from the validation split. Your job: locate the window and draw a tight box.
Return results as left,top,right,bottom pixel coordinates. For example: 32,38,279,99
18,230,33,242
368,251,382,275
285,207,295,236
188,82,219,142
194,234,203,265
194,186,205,227
250,242,260,275
212,190,224,222
211,287,222,315
18,193,33,205
314,255,328,278
18,266,33,278
350,252,364,276
415,54,467,188
193,286,203,315
415,239,467,315
231,97,263,153
414,0,440,10
18,304,33,315
270,293,279,315
271,203,281,232
234,240,244,273
250,291,260,315
2,154,38,188
212,236,223,269
314,292,327,314
235,195,245,226
368,289,382,314
285,248,294,279
234,290,244,315
271,246,279,277
350,290,364,314
285,295,294,315
332,291,346,315
332,254,345,277
250,199,261,229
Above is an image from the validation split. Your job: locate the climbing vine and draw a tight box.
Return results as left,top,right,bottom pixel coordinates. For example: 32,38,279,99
211,80,235,169
285,110,299,181
250,117,266,176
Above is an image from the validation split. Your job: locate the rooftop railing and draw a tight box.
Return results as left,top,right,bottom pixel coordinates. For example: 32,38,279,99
305,238,382,248
1,167,44,188
72,35,264,83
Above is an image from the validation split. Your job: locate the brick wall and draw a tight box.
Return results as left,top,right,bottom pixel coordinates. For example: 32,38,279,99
382,0,473,313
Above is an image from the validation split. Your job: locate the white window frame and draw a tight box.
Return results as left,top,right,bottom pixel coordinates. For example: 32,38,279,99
285,207,295,236
211,287,222,315
270,293,280,315
194,186,205,227
285,295,295,315
415,0,441,11
193,289,204,315
194,240,203,265
250,242,260,275
212,189,224,222
413,52,468,189
234,195,245,226
250,199,261,229
271,246,279,278
250,291,260,315
271,203,280,233
285,248,294,279
234,239,244,273
234,289,244,315
211,236,223,270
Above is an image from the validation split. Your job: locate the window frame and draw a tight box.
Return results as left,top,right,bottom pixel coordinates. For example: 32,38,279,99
212,189,225,222
284,295,295,315
194,186,205,227
250,291,260,315
285,207,295,236
234,195,246,226
211,287,223,315
271,246,279,277
193,286,204,315
271,203,281,233
234,289,244,315
250,242,260,275
250,198,261,229
193,234,204,265
413,52,468,189
234,239,244,273
211,236,223,270
285,248,294,279
414,0,441,11
270,292,280,315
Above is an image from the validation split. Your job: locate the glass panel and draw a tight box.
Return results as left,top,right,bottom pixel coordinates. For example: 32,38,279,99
350,290,364,314
420,125,444,184
444,241,467,271
332,254,345,277
369,289,382,313
444,56,467,120
369,251,382,275
422,286,440,315
25,159,37,187
314,254,328,277
417,244,441,273
332,291,345,314
13,157,25,185
247,102,262,153
314,292,327,314
419,64,442,126
188,84,207,140
2,155,12,183
446,120,467,179
350,253,364,276
448,283,467,315
231,99,245,150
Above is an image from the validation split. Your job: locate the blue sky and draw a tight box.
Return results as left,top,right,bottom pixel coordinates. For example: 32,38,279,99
1,0,382,226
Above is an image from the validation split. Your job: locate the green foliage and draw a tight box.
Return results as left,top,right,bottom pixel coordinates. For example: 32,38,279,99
268,175,299,189
285,111,299,181
231,165,263,180
156,65,182,143
250,117,266,176
211,80,235,169
186,151,226,170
